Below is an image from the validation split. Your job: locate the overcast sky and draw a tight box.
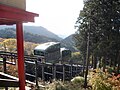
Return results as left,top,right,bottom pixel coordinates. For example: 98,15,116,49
25,0,84,38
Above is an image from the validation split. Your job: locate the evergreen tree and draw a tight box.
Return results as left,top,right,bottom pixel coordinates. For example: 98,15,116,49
74,0,120,85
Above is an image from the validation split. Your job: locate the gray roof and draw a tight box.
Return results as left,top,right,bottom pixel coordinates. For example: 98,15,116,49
34,42,60,51
60,47,69,52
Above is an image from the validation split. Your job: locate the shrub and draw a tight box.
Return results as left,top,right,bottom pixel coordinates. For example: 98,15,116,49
45,80,88,90
56,81,68,90
88,69,120,90
71,76,84,85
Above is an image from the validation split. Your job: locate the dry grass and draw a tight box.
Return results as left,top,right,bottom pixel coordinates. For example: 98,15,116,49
44,80,91,90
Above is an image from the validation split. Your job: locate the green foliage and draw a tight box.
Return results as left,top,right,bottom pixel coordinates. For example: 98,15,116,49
0,28,16,38
71,76,85,85
74,0,120,69
71,52,83,63
61,34,77,52
0,28,58,43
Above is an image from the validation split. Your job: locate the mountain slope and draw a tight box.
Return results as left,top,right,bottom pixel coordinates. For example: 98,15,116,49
61,34,78,52
0,26,78,52
0,25,62,41
23,26,62,41
0,28,58,43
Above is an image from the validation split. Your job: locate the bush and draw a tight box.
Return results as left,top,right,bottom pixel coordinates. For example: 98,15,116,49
45,80,88,90
56,81,68,90
71,76,85,85
45,81,68,90
88,69,120,90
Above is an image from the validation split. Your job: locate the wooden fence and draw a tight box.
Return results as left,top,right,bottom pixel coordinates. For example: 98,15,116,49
0,51,83,89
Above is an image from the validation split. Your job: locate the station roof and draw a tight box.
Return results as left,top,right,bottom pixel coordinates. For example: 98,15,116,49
34,42,60,51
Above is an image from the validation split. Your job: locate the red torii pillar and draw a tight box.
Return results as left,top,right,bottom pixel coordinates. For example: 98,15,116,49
16,22,25,90
0,4,39,90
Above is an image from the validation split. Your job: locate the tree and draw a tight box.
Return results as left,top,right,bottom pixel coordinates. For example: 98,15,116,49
24,42,38,55
71,52,82,64
74,0,120,87
75,0,120,68
2,38,17,52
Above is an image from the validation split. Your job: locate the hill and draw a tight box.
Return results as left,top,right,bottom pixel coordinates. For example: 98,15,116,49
0,27,78,52
23,26,62,41
61,34,78,52
0,28,59,43
0,25,62,41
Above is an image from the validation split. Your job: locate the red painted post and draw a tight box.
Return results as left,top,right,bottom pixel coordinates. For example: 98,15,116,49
16,22,25,90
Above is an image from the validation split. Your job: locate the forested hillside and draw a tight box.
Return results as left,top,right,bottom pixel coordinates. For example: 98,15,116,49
0,28,78,52
61,34,78,52
0,28,58,43
0,25,62,41
24,26,62,41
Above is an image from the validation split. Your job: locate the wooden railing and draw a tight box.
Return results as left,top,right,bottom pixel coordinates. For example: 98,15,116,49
0,51,83,89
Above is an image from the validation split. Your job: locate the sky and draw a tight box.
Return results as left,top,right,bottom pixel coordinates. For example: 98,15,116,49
25,0,84,38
